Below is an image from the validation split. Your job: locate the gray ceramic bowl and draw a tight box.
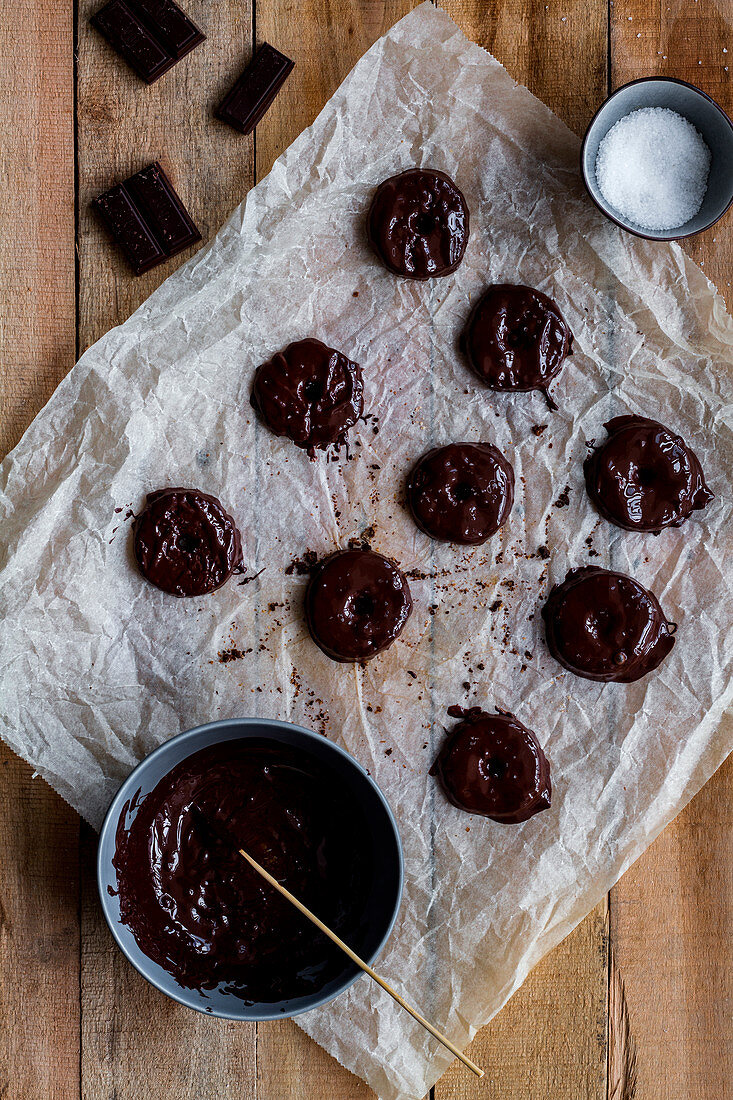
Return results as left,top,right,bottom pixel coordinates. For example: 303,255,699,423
98,717,404,1020
581,77,733,240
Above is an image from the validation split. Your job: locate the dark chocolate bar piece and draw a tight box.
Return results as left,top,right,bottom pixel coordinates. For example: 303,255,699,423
216,43,294,135
91,0,205,84
93,162,201,275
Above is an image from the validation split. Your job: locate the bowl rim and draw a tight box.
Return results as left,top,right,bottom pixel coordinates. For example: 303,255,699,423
580,75,733,241
97,716,405,1021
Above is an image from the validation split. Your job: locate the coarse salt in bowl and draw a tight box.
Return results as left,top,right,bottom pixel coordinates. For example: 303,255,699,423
581,77,733,241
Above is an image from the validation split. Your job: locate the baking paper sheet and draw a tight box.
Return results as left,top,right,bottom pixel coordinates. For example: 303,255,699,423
1,5,732,1097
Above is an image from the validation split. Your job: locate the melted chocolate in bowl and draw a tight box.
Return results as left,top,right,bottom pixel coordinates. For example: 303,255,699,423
367,168,470,279
432,706,551,824
306,549,412,662
251,338,363,455
407,442,514,544
133,487,243,597
584,415,713,533
462,284,573,410
542,566,676,683
112,739,374,1004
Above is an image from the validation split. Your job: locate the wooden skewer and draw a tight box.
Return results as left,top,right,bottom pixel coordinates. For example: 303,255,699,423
236,845,484,1079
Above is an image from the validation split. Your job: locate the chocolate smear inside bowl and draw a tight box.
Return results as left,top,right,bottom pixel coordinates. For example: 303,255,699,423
112,738,375,1003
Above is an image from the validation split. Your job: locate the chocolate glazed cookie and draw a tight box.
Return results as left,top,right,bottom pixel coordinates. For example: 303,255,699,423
133,487,243,597
432,706,551,824
305,549,412,662
251,338,363,456
462,284,573,410
407,442,514,544
584,415,713,533
367,168,470,279
542,566,676,683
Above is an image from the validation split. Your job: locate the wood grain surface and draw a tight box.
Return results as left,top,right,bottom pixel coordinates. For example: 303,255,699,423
1,1,731,1098
0,3,79,1100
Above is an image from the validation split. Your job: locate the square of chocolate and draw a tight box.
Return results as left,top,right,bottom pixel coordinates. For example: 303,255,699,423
91,0,205,84
93,162,202,275
216,43,294,135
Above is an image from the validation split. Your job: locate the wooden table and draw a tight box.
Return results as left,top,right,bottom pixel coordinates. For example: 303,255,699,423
1,1,731,1097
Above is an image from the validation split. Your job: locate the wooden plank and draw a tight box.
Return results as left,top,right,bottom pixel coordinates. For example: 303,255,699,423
77,0,254,350
79,828,258,1100
611,0,733,310
0,0,76,456
0,1,80,1098
75,2,259,1096
437,914,609,1100
610,7,733,1098
255,1018,376,1100
253,6,419,1096
0,749,80,1100
434,2,609,1098
254,0,421,182
609,756,733,1100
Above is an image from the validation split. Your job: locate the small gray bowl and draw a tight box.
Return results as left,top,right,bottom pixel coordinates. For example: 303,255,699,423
581,77,733,240
98,717,404,1020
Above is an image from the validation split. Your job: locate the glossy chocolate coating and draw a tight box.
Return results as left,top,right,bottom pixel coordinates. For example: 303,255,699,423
251,338,363,456
112,739,372,1002
306,549,412,662
584,415,713,533
367,168,470,279
432,706,551,823
407,442,514,544
542,566,676,683
133,487,242,597
462,284,573,410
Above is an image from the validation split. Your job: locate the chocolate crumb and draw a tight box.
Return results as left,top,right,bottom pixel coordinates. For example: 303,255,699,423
537,545,550,560
218,647,252,663
489,599,502,612
285,550,319,576
554,485,571,508
531,424,548,436
237,566,265,586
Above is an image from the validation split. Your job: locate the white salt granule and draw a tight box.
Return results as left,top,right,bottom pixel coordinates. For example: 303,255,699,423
595,107,711,231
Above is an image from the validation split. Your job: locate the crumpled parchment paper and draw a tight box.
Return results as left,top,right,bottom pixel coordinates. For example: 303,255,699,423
1,5,732,1098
